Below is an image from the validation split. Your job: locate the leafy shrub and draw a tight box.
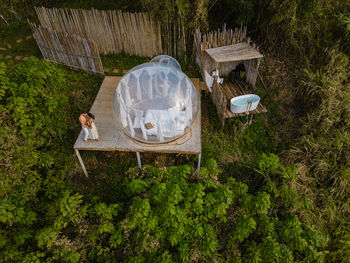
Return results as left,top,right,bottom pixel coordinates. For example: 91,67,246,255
0,58,102,262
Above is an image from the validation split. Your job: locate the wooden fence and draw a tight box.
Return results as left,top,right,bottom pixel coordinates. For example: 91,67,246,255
35,7,162,57
30,22,103,74
162,21,187,60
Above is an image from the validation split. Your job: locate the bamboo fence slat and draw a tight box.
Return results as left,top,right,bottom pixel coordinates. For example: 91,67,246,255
30,22,103,74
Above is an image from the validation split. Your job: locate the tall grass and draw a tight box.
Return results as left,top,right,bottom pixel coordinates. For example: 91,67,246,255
287,48,350,261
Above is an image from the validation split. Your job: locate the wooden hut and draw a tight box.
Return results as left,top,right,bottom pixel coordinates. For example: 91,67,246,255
203,42,263,87
194,26,267,126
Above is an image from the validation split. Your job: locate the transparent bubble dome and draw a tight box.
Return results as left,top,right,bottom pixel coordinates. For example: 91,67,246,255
150,55,181,70
112,57,199,144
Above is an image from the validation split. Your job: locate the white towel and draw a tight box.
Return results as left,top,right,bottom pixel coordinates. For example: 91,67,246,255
205,70,213,92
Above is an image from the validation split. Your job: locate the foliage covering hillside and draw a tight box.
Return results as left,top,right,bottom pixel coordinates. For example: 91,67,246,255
0,58,325,262
0,0,350,262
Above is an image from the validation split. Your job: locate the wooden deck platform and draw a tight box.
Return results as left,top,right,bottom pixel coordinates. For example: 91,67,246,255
210,79,267,125
221,80,267,118
74,76,201,154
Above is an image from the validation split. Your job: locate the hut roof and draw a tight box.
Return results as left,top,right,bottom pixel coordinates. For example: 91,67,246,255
205,42,263,63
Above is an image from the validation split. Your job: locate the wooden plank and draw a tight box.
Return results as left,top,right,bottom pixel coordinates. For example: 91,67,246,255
205,43,263,63
116,10,127,53
112,10,122,53
129,13,139,56
142,12,152,57
124,12,135,55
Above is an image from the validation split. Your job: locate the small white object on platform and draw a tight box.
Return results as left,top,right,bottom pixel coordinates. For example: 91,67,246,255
230,94,260,114
204,70,213,92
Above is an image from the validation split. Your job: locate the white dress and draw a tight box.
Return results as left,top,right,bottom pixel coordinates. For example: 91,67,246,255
88,121,99,140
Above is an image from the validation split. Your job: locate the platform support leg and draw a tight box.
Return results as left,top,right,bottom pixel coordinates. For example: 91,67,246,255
220,118,225,129
197,153,202,179
248,114,254,125
136,152,142,168
75,149,88,178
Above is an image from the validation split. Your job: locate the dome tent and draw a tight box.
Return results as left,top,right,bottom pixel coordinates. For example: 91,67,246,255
112,56,199,144
150,55,182,70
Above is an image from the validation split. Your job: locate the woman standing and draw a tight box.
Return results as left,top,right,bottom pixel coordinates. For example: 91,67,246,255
87,113,100,141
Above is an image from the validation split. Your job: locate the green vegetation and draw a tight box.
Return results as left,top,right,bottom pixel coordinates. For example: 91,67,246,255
0,21,41,58
1,0,350,262
100,54,150,75
0,61,326,260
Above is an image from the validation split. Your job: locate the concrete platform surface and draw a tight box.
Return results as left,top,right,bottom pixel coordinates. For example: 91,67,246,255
74,76,201,154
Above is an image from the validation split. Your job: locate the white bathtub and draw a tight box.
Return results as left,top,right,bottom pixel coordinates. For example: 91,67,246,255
230,94,260,114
